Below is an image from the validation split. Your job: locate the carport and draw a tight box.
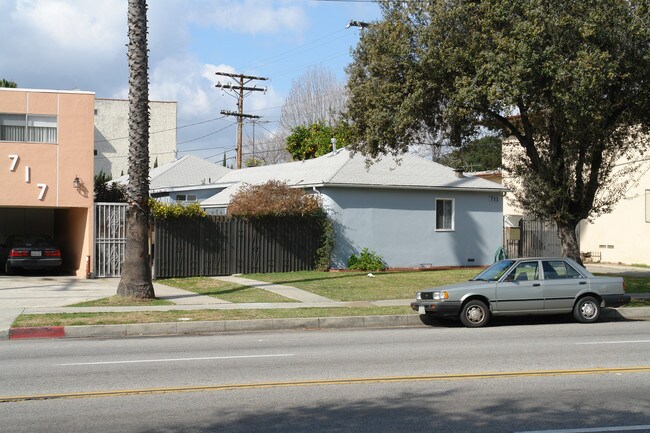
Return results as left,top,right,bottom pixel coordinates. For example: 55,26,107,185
0,207,90,276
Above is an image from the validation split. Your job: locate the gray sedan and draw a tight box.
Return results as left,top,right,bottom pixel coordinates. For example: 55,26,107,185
411,257,631,327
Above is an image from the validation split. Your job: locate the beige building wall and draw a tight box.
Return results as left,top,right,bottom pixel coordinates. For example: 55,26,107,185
94,98,177,178
0,88,95,276
578,159,650,265
502,135,650,265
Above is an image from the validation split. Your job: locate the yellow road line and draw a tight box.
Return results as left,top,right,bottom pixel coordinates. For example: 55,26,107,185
2,366,650,403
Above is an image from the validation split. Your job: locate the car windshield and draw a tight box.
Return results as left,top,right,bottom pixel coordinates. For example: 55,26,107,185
471,260,515,281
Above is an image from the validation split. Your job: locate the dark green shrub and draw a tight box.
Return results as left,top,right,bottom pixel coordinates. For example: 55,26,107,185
348,248,386,271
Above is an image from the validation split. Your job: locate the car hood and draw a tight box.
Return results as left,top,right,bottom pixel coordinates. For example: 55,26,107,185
421,280,495,293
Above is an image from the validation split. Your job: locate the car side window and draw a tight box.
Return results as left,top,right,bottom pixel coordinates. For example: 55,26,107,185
505,261,539,282
543,260,584,279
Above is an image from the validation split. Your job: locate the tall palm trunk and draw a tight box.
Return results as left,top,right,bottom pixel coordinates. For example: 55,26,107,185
117,0,154,298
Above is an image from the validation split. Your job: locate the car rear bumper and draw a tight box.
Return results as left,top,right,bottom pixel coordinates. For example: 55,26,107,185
602,294,632,308
7,258,62,270
411,301,462,316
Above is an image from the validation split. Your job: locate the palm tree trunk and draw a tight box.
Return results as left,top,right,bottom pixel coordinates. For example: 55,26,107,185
117,0,154,298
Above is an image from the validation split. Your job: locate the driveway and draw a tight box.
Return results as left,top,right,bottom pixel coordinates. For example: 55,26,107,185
0,274,118,339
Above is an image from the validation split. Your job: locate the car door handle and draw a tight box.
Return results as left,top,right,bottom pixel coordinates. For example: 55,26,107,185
533,283,540,287
579,281,587,285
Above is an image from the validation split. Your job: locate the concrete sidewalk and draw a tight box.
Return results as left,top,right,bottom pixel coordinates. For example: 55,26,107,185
2,268,650,340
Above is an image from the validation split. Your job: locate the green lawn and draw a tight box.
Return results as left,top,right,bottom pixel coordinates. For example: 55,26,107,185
68,296,174,307
243,269,480,301
13,306,413,327
158,277,297,303
592,274,650,293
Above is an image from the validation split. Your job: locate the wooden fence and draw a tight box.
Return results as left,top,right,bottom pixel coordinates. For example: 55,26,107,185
153,215,323,278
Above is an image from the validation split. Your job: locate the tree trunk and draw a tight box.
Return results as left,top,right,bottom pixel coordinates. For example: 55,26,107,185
556,221,582,265
117,0,154,299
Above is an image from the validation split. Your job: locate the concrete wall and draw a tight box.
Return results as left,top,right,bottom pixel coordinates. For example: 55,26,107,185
94,98,177,178
0,88,95,276
320,187,504,269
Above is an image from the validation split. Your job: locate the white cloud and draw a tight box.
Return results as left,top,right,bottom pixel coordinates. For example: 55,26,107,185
13,0,124,55
188,0,307,35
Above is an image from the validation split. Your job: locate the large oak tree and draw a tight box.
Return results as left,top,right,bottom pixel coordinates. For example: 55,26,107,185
346,0,650,261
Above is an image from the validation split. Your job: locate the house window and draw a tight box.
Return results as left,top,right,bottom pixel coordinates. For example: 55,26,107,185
0,113,57,143
176,194,197,203
436,198,454,231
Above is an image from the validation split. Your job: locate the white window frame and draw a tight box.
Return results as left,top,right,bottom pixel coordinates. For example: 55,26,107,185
0,113,58,144
435,198,455,231
176,194,197,204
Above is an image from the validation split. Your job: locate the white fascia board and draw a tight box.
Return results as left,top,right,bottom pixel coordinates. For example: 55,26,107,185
303,182,509,193
0,87,94,95
150,183,231,194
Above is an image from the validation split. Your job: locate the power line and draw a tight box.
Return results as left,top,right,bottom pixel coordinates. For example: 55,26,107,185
94,115,227,144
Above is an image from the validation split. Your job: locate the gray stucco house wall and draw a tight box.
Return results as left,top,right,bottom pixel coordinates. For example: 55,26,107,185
320,187,503,269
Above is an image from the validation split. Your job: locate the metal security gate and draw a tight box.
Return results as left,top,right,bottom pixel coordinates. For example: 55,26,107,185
94,203,127,277
504,217,566,258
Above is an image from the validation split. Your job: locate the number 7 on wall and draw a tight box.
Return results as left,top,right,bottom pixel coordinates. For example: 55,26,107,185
8,154,19,172
37,183,48,201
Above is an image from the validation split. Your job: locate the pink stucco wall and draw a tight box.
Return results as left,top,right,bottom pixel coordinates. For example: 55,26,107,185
0,88,95,276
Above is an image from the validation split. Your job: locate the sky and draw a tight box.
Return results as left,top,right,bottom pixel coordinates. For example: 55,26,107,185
0,0,381,165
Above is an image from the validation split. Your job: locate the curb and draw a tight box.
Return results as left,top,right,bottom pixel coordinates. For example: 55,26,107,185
7,315,427,340
6,307,650,340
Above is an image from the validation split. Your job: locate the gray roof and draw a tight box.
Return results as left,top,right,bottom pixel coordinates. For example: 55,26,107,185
201,148,506,207
113,155,231,192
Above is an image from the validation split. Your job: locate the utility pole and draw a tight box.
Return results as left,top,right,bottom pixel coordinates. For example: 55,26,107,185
215,72,268,169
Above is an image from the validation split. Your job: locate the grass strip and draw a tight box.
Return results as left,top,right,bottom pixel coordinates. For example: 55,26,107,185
13,306,414,327
68,296,174,307
158,278,296,303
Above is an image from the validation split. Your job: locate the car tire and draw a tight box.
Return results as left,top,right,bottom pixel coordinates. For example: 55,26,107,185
460,300,491,328
4,262,13,275
573,296,601,323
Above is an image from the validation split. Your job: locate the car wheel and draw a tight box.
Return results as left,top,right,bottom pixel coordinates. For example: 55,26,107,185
4,262,13,275
460,300,491,328
573,296,601,323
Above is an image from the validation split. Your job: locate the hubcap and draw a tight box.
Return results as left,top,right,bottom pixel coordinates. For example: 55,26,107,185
581,301,597,319
467,306,484,324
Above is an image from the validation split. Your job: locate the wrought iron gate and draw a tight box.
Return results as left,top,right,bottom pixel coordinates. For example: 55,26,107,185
504,217,567,258
94,203,127,277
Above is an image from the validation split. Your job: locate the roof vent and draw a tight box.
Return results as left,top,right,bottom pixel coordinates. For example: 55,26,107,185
454,168,465,178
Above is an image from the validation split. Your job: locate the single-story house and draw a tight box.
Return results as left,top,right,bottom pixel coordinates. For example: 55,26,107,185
113,154,231,204
201,148,507,269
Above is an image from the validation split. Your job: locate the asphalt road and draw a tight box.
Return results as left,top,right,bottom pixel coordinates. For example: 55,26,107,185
1,321,649,433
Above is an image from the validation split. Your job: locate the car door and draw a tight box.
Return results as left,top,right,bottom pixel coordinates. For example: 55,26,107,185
541,259,587,312
495,260,544,312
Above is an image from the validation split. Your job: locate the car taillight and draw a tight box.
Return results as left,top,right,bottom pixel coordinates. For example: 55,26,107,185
45,249,61,257
622,281,627,292
10,249,29,257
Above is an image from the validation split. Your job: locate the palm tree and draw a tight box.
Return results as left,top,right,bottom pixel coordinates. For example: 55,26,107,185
117,0,154,298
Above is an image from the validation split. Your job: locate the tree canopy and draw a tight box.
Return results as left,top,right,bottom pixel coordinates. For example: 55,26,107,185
439,135,502,172
0,79,17,88
286,122,352,161
346,0,650,261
